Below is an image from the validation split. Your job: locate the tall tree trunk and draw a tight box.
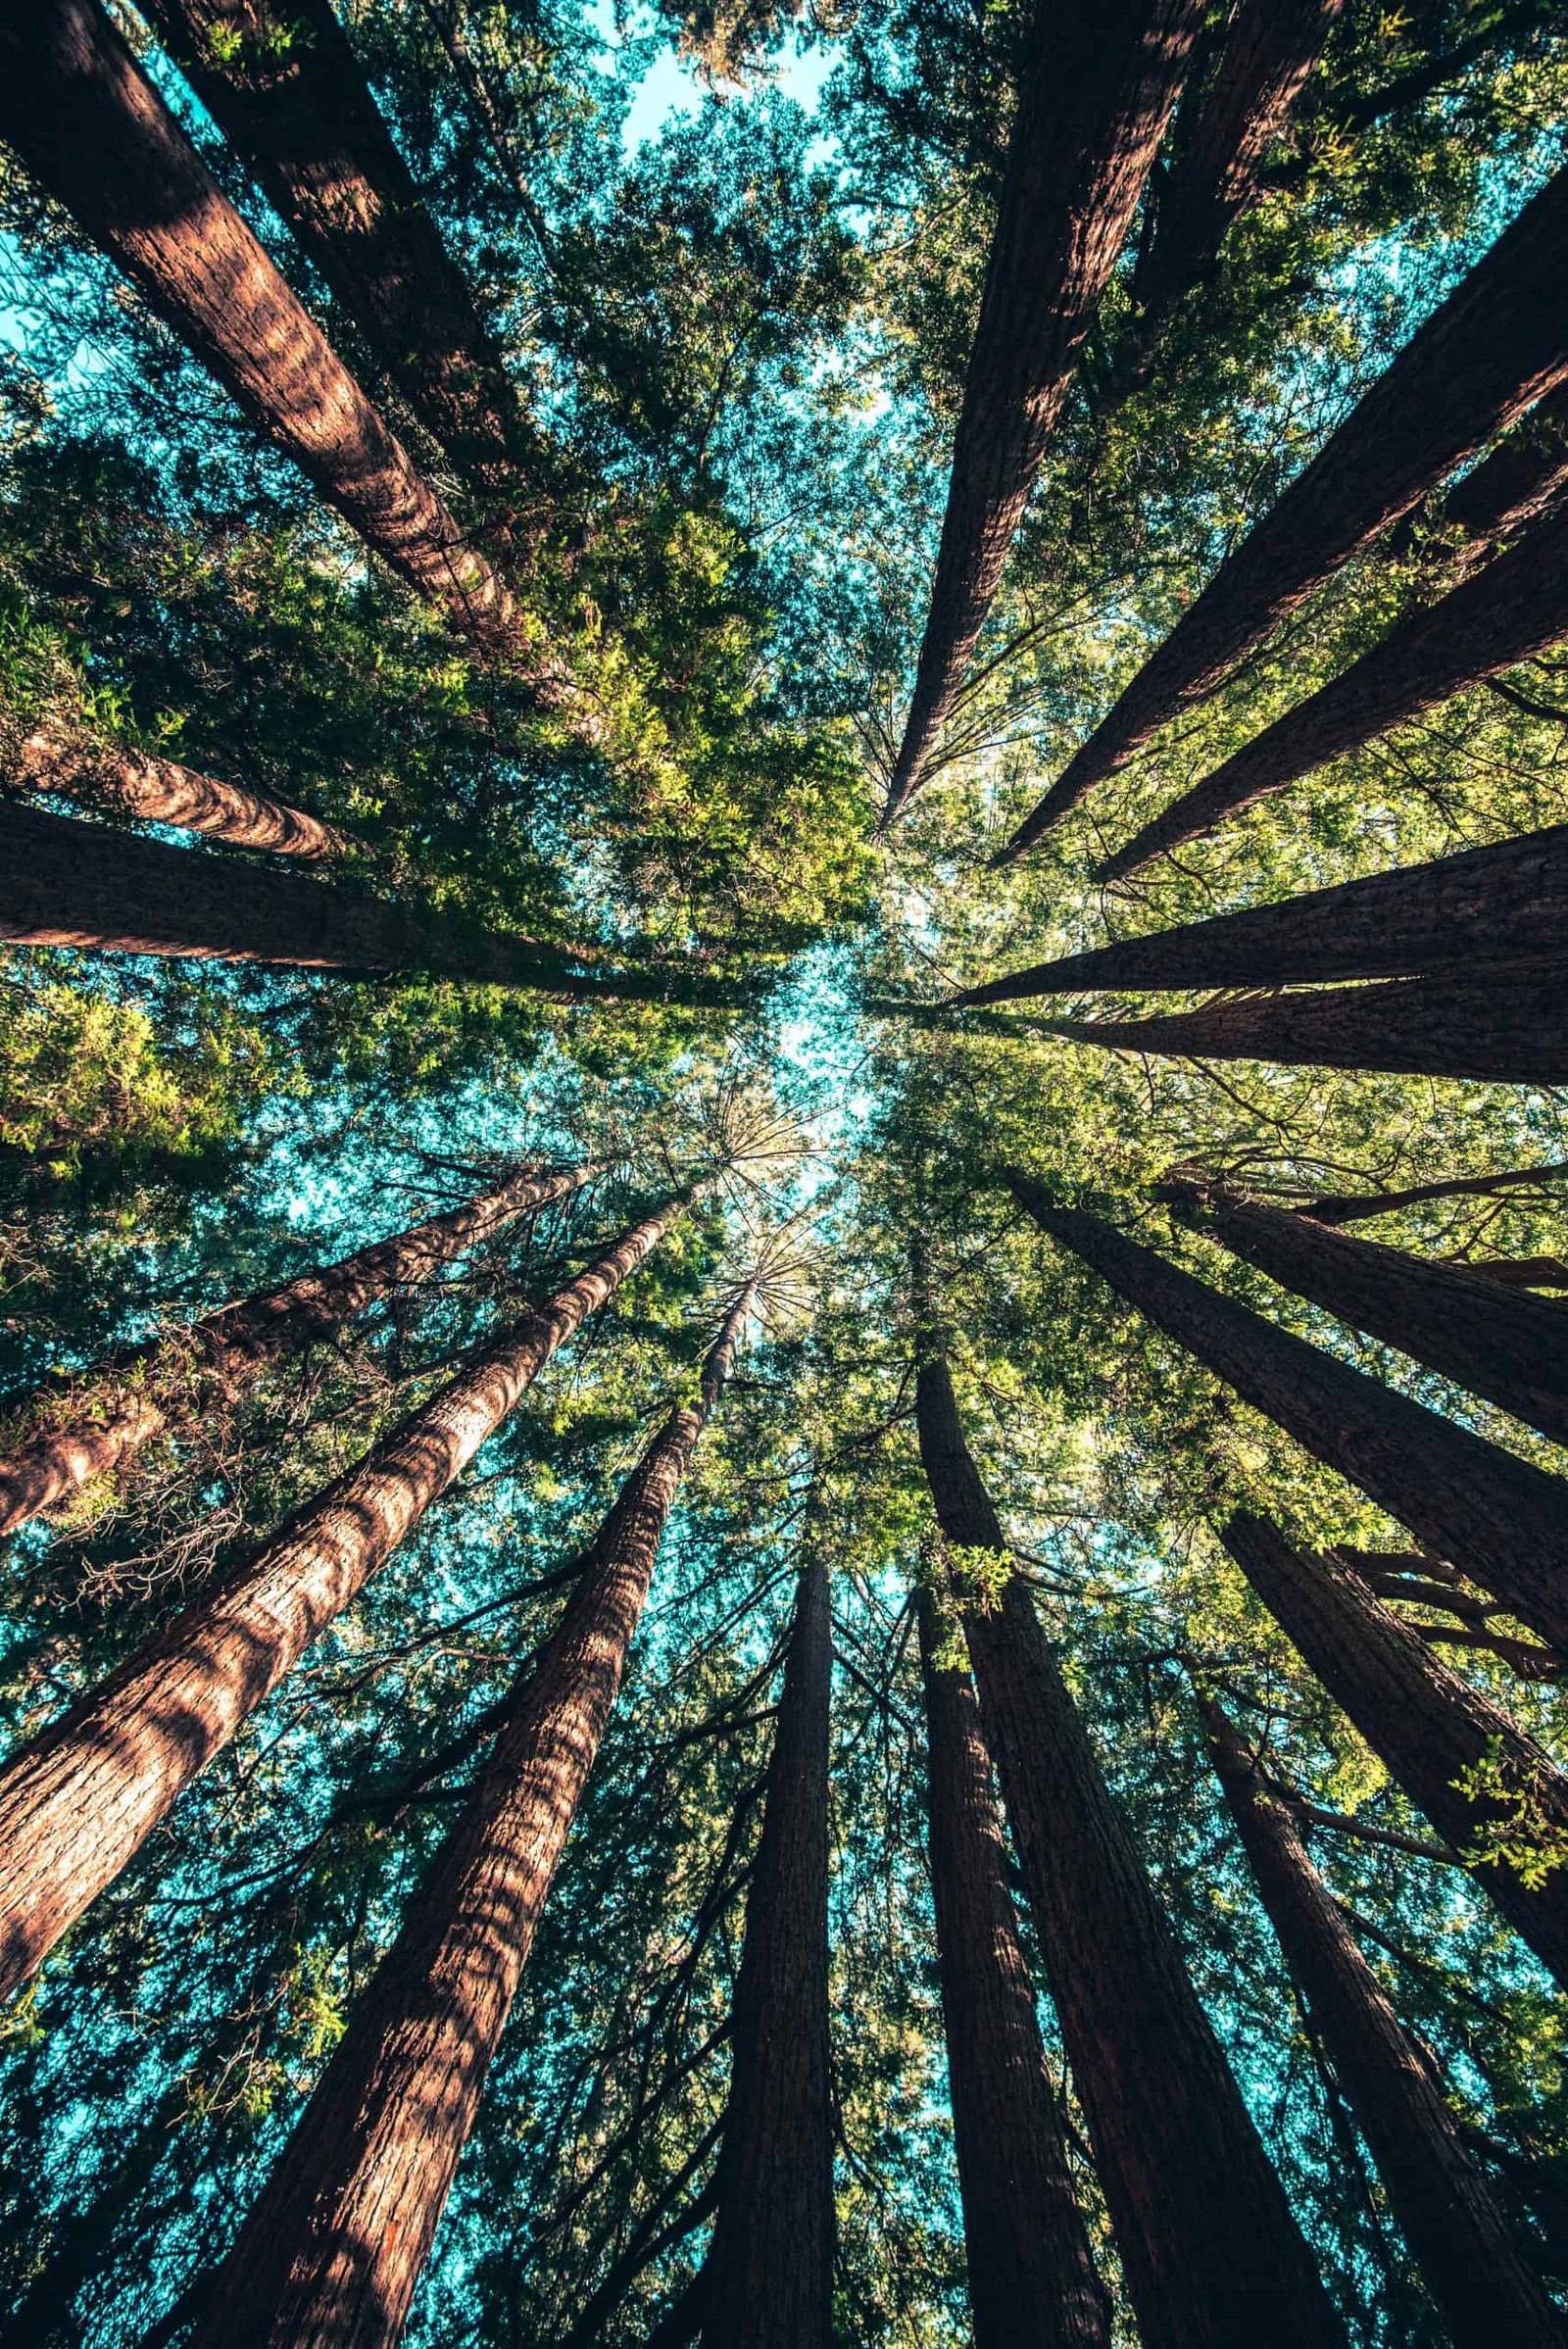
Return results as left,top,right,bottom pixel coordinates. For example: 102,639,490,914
997,162,1568,858
0,803,743,1007
698,1554,836,2349
14,721,350,860
1298,1159,1568,1226
914,1344,1344,2349
1005,1178,1568,1651
1196,1688,1565,2346
1438,376,1568,558
189,1290,750,2349
915,1590,1109,2349
0,0,517,652
1220,1513,1568,1985
881,0,1202,818
0,1194,689,2003
0,1158,590,1538
1100,491,1568,879
1048,962,1568,1083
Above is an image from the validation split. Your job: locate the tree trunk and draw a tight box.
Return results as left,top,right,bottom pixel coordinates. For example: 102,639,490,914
0,0,517,652
914,1345,1344,2349
1440,376,1568,556
699,1555,835,2349
1100,490,1568,878
0,1194,689,2003
881,0,1202,818
189,1291,749,2349
0,1158,590,1537
14,721,351,860
1221,1512,1568,1986
1196,1688,1565,2347
0,803,743,1007
1297,1160,1568,1226
915,1590,1109,2349
1005,1178,1568,1652
997,161,1568,857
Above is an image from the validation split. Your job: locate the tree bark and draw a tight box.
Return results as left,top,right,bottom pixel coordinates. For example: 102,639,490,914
997,161,1568,857
14,721,350,860
0,1158,591,1538
915,1590,1109,2349
914,1345,1344,2349
189,1290,749,2349
1297,1162,1568,1227
699,1554,835,2349
1439,376,1568,558
1005,1178,1568,1652
1221,1512,1568,1986
1196,1688,1566,2347
881,0,1202,818
0,0,517,652
0,1194,689,2003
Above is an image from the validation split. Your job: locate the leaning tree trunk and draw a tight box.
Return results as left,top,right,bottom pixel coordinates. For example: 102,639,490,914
1100,488,1568,878
0,0,516,652
1220,1513,1568,1985
1298,1160,1568,1226
1005,1179,1568,1652
698,1554,836,2349
13,720,351,860
1437,376,1568,559
915,1590,1110,2349
914,1345,1344,2349
880,0,1202,818
0,1194,690,2003
190,1291,751,2349
996,161,1568,857
0,1157,591,1537
1197,1688,1565,2347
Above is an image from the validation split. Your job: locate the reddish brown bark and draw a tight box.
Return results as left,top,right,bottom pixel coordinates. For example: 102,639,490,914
1197,1688,1565,2346
0,1159,590,1538
1440,376,1568,555
999,163,1568,858
15,721,350,860
0,1194,689,2003
882,0,1202,817
0,0,516,650
916,1590,1109,2349
190,1291,748,2349
1005,1179,1568,1653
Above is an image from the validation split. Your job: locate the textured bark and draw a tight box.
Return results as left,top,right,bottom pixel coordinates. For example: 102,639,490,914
916,1591,1109,2349
1440,376,1568,556
1101,490,1568,877
1222,1513,1568,1985
1006,1179,1568,1652
881,0,1201,816
0,1195,688,2002
914,1346,1343,2349
0,1159,589,1538
191,1292,748,2349
0,0,516,650
1198,1689,1565,2347
1299,1160,1568,1226
14,721,350,860
999,162,1568,856
700,1555,835,2349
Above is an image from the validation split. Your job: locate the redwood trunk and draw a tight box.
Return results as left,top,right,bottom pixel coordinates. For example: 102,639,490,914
882,0,1201,816
1442,376,1568,554
0,1158,590,1537
0,1196,688,2002
699,1555,835,2349
16,721,350,860
916,1591,1109,2349
1005,1179,1568,1652
0,0,516,650
1221,1512,1568,1985
190,1294,748,2349
915,1347,1343,2349
1197,1688,1565,2347
999,162,1568,856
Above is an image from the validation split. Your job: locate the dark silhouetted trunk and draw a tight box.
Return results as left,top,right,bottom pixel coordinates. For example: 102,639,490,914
190,1292,749,2349
998,163,1568,856
1221,1513,1568,1984
914,1346,1343,2349
882,0,1201,817
1298,1160,1568,1226
1005,1179,1568,1652
699,1555,835,2349
16,721,350,860
0,1158,590,1537
0,1195,689,2003
0,0,516,650
1197,1688,1565,2347
1438,377,1568,557
916,1590,1109,2349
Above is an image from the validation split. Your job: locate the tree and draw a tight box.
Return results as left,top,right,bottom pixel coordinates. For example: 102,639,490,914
16,718,351,860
